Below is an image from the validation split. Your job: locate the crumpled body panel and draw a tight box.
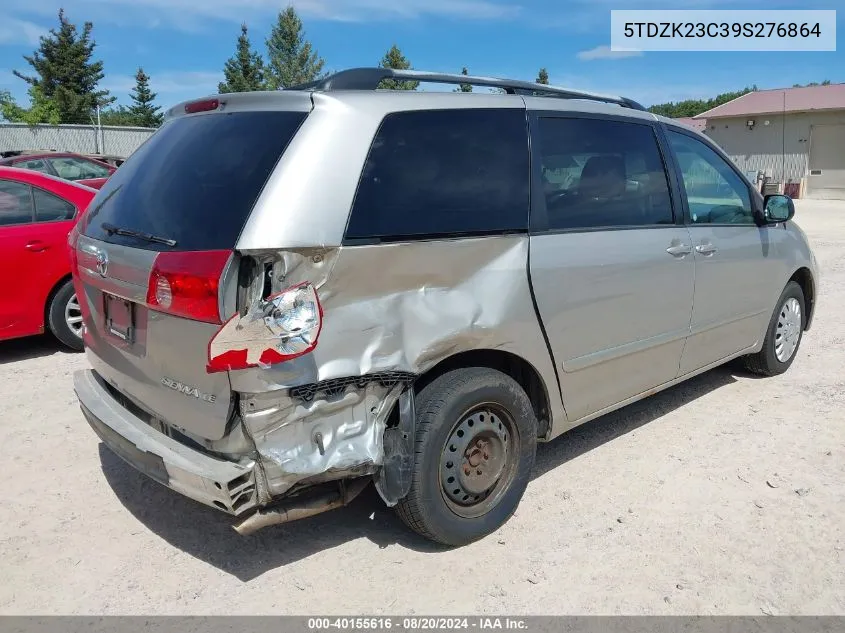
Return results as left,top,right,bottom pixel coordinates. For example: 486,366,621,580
230,235,563,499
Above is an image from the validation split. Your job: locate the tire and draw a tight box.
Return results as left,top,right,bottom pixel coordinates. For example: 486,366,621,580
743,280,805,377
47,279,84,352
395,367,538,546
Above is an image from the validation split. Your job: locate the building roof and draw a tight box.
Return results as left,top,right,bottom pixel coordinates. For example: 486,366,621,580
694,83,845,119
672,117,707,131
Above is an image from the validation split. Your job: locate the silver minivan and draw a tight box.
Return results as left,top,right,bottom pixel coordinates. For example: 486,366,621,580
71,68,818,546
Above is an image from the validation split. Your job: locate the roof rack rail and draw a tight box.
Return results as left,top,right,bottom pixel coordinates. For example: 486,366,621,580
287,67,647,111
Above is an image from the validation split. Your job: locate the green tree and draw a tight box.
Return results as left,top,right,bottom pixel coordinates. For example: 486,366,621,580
536,68,550,85
0,86,61,125
648,86,758,118
454,67,473,93
265,7,325,89
378,45,418,90
128,67,163,127
219,23,266,93
98,105,137,127
0,90,13,122
13,9,113,124
792,79,831,87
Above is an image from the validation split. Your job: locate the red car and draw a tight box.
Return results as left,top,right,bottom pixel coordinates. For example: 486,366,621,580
0,166,97,350
0,152,116,189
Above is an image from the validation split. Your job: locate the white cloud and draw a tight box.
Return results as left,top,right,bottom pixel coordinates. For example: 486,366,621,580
300,0,522,21
531,0,842,33
577,45,643,61
3,0,521,30
103,71,222,97
0,18,47,45
543,70,734,106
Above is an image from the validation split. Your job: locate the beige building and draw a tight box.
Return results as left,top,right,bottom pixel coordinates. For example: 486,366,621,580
694,84,845,200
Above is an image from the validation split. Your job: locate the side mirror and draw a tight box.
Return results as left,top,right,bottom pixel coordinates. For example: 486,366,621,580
763,194,794,224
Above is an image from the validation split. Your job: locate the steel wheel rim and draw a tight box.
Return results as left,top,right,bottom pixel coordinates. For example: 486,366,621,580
774,297,801,363
439,402,519,519
64,294,83,338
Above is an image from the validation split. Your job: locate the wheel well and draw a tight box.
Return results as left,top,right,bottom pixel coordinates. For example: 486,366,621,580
43,274,73,325
413,349,552,439
790,267,815,330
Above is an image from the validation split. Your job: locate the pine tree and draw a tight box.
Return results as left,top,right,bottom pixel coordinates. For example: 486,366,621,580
13,9,113,124
219,24,266,93
536,68,550,85
128,68,163,127
378,45,418,91
454,67,473,93
265,7,325,90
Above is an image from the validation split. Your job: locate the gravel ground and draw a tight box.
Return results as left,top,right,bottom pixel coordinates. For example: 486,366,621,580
0,200,843,615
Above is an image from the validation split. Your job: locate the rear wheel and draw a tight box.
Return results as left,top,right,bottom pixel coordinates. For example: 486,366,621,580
743,281,805,377
395,367,537,546
47,279,84,351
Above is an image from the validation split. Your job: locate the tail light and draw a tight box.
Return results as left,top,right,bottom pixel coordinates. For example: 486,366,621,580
67,220,92,333
68,202,92,276
68,223,82,276
146,250,231,324
207,282,322,373
185,98,220,114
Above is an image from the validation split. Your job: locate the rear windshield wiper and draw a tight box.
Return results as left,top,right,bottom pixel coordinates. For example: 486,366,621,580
101,223,177,247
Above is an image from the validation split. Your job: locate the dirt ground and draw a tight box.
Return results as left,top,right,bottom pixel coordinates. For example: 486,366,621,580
0,200,843,616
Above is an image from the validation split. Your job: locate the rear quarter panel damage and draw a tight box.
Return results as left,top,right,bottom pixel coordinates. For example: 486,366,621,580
229,235,563,499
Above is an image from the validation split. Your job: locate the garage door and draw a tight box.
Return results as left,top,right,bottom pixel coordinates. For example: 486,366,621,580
807,124,845,200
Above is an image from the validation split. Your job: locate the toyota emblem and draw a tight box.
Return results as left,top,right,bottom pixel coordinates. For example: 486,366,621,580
95,251,109,277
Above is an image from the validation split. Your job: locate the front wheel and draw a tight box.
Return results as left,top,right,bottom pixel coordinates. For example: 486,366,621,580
395,367,537,546
743,280,805,377
47,279,84,351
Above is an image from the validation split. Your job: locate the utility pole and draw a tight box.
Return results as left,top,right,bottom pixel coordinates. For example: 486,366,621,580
97,103,105,155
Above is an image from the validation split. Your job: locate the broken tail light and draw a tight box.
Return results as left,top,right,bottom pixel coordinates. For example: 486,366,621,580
207,282,323,373
146,250,231,324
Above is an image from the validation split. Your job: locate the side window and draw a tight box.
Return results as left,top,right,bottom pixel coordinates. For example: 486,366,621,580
0,180,34,226
48,157,107,180
667,130,753,225
536,117,674,230
33,188,76,222
346,109,530,241
14,158,50,174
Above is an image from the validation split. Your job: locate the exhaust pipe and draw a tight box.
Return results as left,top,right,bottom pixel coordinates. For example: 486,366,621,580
233,477,371,536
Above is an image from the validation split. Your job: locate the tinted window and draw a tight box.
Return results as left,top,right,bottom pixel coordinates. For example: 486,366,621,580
83,111,307,251
346,109,529,241
537,117,674,230
49,156,111,180
0,180,34,226
668,130,753,225
34,188,75,222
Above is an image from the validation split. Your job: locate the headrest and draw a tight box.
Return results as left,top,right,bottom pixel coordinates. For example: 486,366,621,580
579,155,626,198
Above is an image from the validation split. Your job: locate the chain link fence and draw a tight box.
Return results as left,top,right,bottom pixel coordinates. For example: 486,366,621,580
0,123,156,159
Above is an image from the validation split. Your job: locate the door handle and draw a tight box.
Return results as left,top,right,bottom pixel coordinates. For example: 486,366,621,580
666,244,692,257
25,241,48,252
695,243,718,255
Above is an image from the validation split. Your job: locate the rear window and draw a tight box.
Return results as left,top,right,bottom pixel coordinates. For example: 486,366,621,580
345,108,530,242
83,111,307,251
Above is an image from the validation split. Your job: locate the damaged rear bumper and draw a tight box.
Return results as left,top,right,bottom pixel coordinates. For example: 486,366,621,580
74,369,259,516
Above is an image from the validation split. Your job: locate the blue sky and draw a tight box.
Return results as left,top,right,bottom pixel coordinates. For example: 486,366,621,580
0,0,842,110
